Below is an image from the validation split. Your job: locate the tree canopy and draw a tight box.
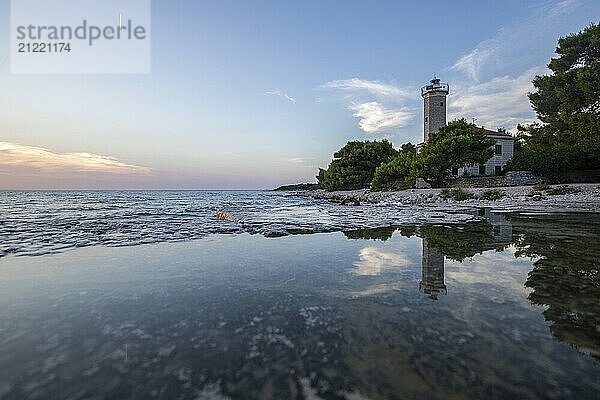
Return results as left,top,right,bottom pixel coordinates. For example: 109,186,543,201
414,119,495,187
371,119,495,190
318,25,600,190
317,140,398,191
371,143,417,191
509,23,600,174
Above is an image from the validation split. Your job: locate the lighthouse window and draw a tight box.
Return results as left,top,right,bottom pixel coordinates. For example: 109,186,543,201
425,117,428,122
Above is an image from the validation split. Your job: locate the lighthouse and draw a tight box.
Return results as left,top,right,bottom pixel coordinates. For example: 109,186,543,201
421,76,449,142
419,237,447,300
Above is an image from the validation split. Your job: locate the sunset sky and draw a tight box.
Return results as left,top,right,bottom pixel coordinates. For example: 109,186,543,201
1,0,599,189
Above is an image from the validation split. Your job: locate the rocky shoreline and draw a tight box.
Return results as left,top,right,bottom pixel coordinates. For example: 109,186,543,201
290,183,600,214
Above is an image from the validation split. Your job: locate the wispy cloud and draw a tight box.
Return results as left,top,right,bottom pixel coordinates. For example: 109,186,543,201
449,66,546,130
451,47,496,82
350,102,414,134
322,78,409,99
0,142,150,174
286,157,308,164
446,0,598,130
322,78,415,134
277,157,317,170
265,90,297,104
450,0,588,82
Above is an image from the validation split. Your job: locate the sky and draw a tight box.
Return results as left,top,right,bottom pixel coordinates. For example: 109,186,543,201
0,0,599,190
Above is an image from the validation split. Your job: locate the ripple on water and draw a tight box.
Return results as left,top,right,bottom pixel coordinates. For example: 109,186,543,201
0,190,476,257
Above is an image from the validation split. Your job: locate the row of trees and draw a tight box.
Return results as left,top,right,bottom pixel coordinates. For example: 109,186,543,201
317,119,494,191
316,140,398,191
507,23,600,175
318,23,600,191
342,214,600,361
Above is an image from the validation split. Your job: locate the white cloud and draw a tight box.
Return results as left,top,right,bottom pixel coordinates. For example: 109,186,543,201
452,46,496,82
265,90,296,104
450,0,590,82
0,142,150,174
349,102,414,134
352,247,408,276
448,66,546,130
445,247,536,303
286,157,308,164
322,78,416,134
445,0,600,129
280,157,316,169
322,78,409,99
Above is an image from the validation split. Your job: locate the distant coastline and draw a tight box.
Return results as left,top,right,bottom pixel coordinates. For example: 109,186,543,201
273,183,319,191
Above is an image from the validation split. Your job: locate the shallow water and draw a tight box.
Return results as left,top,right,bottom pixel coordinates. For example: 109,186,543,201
0,190,476,257
0,211,599,399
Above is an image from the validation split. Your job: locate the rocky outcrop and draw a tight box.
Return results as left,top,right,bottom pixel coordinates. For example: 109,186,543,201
415,178,432,189
293,184,600,213
505,171,545,186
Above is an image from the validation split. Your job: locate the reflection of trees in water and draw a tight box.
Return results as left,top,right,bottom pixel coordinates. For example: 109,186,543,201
509,213,600,361
346,220,511,301
344,213,600,361
343,226,398,241
416,223,509,262
416,221,511,300
345,221,509,262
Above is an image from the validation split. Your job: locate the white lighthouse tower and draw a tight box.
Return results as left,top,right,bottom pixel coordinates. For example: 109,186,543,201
421,76,449,142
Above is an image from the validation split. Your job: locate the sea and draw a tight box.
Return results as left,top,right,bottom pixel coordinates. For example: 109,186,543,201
0,190,599,399
0,190,476,258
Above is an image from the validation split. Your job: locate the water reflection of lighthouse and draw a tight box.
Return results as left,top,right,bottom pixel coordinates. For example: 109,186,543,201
419,237,447,300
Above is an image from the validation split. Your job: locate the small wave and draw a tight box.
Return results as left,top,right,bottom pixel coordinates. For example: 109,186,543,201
0,191,476,258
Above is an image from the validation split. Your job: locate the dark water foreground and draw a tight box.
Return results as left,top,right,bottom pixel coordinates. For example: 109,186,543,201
0,212,599,399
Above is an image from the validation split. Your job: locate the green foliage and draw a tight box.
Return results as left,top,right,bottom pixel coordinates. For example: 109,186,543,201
506,142,599,177
371,143,417,191
413,119,495,187
440,188,475,201
532,182,551,191
546,185,580,195
529,183,580,196
527,190,543,198
370,120,495,190
510,24,600,174
317,140,398,191
480,189,505,201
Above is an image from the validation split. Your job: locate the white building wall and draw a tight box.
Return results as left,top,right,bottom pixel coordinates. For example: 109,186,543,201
454,137,515,177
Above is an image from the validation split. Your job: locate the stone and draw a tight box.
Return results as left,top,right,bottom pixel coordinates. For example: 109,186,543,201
415,178,432,189
505,171,544,186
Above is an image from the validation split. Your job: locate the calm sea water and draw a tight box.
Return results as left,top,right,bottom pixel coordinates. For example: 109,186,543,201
0,191,599,399
0,190,475,257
